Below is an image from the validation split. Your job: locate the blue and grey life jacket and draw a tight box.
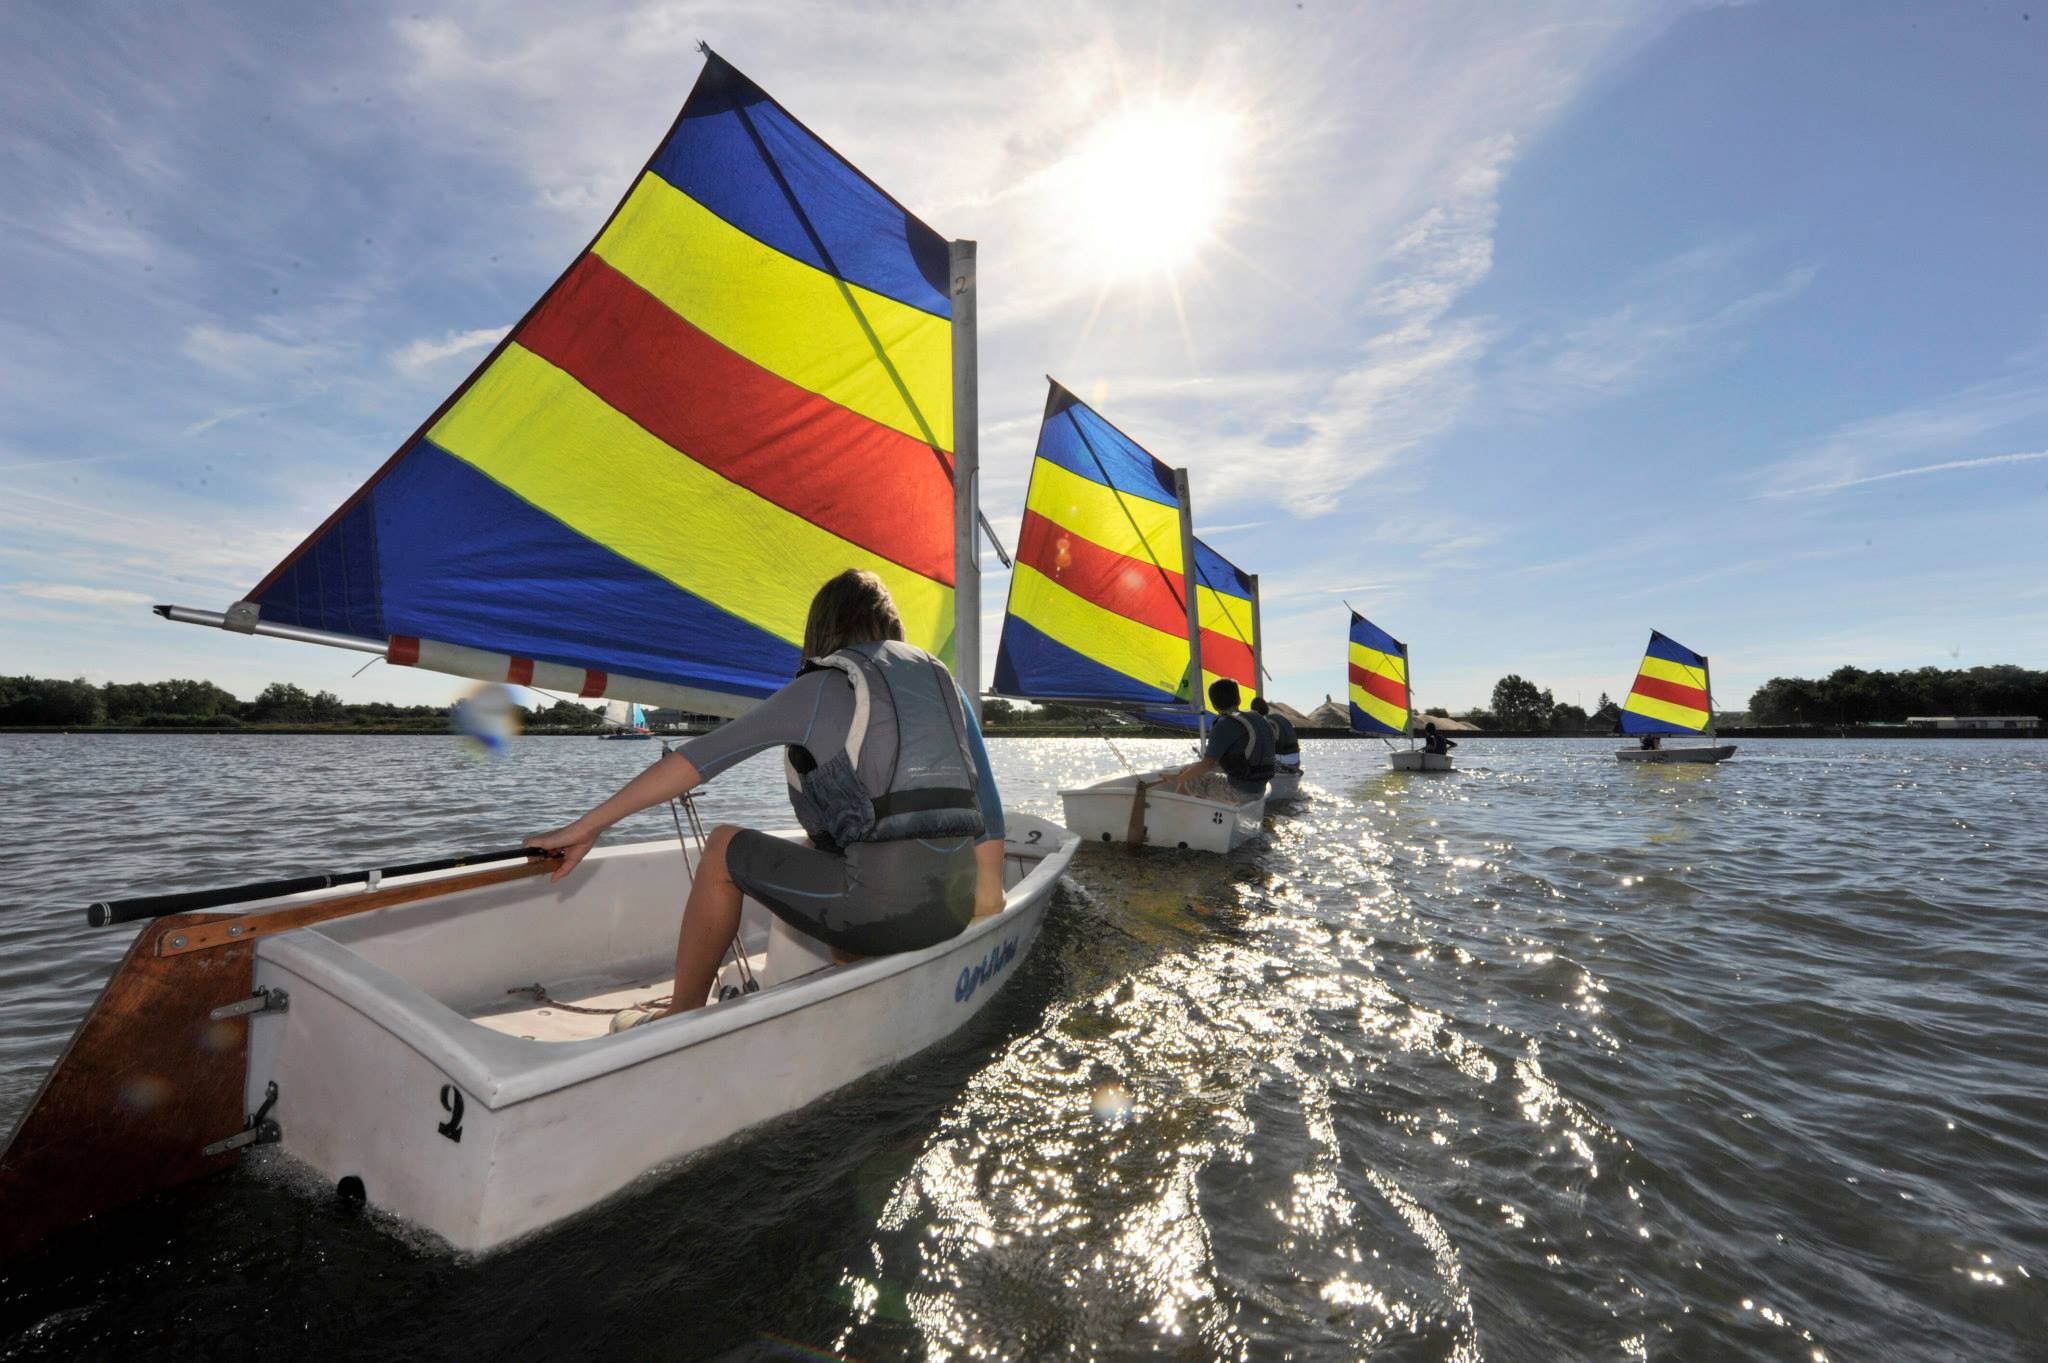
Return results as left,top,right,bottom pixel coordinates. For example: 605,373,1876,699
1217,710,1278,786
784,640,985,851
1269,712,1301,756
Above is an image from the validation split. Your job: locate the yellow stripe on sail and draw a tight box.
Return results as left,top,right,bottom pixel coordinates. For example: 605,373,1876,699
1351,682,1407,733
1623,693,1710,731
1196,583,1253,642
431,345,952,662
1638,654,1709,690
1025,459,1185,573
1349,641,1408,686
594,174,952,451
1009,562,1189,696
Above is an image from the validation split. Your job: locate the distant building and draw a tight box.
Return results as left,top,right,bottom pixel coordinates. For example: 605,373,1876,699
1904,715,2040,730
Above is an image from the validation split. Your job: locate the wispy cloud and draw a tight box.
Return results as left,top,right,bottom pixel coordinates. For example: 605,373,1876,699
1760,448,2048,498
11,583,157,608
1503,250,1818,410
1758,368,2048,497
391,325,511,378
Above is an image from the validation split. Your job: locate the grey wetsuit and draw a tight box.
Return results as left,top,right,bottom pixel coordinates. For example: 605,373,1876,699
673,671,1005,956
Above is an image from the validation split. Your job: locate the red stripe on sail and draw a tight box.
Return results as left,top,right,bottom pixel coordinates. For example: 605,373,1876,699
507,658,534,687
1014,508,1255,680
1629,673,1708,712
580,670,608,698
389,636,420,667
518,252,955,585
1016,507,1185,636
1349,662,1407,709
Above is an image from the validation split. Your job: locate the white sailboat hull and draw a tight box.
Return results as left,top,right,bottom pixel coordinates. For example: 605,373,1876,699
1389,751,1454,772
1615,744,1737,764
1058,772,1264,853
1266,768,1303,802
238,814,1077,1254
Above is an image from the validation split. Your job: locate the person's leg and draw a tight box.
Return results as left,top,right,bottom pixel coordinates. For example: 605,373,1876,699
973,839,1007,918
664,824,744,1015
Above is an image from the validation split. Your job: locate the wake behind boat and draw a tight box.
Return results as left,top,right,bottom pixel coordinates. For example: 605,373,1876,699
1613,630,1736,764
1,48,1052,1261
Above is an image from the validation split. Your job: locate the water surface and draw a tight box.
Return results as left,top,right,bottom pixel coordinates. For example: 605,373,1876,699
1,735,2042,1361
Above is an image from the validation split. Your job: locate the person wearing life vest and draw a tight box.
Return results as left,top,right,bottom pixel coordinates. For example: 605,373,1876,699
1250,696,1300,773
526,570,1006,1025
1164,678,1277,800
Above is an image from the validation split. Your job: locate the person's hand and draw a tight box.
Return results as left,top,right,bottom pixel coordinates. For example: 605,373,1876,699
525,821,600,882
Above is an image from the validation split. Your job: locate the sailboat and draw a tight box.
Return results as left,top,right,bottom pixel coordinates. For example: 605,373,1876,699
1614,630,1736,763
599,699,655,739
1348,611,1447,771
0,50,1078,1262
992,380,1264,853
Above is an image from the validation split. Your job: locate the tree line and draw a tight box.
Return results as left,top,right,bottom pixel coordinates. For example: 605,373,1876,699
0,676,609,730
1745,665,2047,726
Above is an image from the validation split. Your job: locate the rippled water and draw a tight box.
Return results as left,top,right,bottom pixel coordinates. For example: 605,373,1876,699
1,734,2043,1361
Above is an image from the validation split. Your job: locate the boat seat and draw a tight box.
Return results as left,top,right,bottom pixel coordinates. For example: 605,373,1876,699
759,909,836,987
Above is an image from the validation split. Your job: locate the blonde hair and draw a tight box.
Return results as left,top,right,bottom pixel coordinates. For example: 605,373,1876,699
802,569,904,661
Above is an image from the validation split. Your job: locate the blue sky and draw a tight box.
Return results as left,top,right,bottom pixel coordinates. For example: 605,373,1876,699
3,1,2044,715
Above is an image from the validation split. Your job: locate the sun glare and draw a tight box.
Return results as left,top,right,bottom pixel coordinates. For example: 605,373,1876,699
1065,101,1239,282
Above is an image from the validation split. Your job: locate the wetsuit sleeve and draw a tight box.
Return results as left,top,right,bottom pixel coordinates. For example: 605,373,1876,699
958,684,1005,844
671,672,837,780
1203,717,1245,764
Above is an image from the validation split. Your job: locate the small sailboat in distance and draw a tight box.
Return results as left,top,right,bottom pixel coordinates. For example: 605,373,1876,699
599,700,655,739
1349,610,1449,771
1614,630,1736,763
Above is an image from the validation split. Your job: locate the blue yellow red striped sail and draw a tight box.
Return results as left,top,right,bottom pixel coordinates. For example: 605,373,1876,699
1348,612,1409,736
1133,537,1261,730
1619,630,1713,734
243,52,954,712
993,382,1194,707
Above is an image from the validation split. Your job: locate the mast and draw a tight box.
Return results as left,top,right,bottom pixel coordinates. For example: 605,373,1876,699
949,239,981,720
1405,639,1417,748
1173,467,1205,735
1703,653,1715,741
1247,573,1263,696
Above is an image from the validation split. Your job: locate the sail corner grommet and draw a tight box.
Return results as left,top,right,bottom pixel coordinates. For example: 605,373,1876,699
222,600,262,633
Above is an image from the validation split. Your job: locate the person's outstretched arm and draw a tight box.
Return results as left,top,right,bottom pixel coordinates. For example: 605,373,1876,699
959,685,1008,918
526,752,705,880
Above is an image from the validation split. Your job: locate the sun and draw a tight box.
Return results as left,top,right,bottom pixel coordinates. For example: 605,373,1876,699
1063,100,1240,283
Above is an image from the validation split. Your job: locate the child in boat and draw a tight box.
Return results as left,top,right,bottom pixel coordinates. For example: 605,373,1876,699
1164,678,1277,800
1250,697,1300,772
1422,722,1456,756
525,569,1006,1022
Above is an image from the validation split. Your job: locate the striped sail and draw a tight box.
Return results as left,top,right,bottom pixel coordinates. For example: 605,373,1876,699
1619,630,1712,734
242,51,956,716
992,382,1193,707
1348,612,1409,736
1191,539,1259,713
1137,539,1259,729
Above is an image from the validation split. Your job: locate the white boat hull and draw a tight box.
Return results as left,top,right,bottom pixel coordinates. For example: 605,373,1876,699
1267,768,1303,802
1058,772,1264,853
1389,750,1454,772
1615,744,1737,764
238,814,1077,1254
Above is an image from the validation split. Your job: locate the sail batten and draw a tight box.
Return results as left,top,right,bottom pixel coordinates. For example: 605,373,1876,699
234,51,956,708
1619,630,1712,734
1349,612,1410,736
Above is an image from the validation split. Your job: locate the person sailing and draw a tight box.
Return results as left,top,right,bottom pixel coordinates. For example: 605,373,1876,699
1421,721,1457,756
1165,678,1277,800
1250,696,1300,774
525,569,1006,1026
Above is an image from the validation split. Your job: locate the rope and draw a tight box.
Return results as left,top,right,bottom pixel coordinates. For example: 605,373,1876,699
506,982,675,1016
